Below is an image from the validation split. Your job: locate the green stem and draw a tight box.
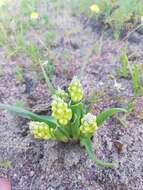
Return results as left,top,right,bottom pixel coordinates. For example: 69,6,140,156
39,61,55,95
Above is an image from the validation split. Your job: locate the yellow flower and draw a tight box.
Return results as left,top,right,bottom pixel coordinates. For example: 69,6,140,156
30,11,39,20
90,4,100,13
80,113,97,135
51,97,72,125
68,77,84,103
29,121,53,140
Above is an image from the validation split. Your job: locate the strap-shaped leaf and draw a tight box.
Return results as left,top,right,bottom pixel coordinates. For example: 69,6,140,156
80,137,114,168
70,102,84,138
0,103,57,128
96,108,127,127
70,114,80,139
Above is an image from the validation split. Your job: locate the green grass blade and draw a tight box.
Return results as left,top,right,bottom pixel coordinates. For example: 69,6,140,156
120,53,129,78
132,64,140,95
96,108,127,126
39,61,55,95
81,137,114,168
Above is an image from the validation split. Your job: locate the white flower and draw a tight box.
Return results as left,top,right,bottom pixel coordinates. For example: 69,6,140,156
114,80,123,92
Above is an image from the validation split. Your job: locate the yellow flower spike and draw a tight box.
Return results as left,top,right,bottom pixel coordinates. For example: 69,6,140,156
68,77,84,103
90,4,100,14
80,113,97,135
30,11,39,20
51,97,72,126
29,121,53,140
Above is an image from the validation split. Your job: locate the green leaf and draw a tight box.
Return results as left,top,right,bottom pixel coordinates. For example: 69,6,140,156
70,102,84,118
70,102,84,139
96,108,127,126
70,114,80,139
80,137,114,168
53,127,68,142
0,103,57,128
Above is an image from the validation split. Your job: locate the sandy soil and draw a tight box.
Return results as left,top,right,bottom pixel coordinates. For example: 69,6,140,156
0,1,143,189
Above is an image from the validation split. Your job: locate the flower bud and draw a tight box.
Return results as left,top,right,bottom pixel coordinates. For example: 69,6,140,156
29,121,53,140
55,88,68,100
68,77,84,103
80,113,97,135
51,97,72,125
